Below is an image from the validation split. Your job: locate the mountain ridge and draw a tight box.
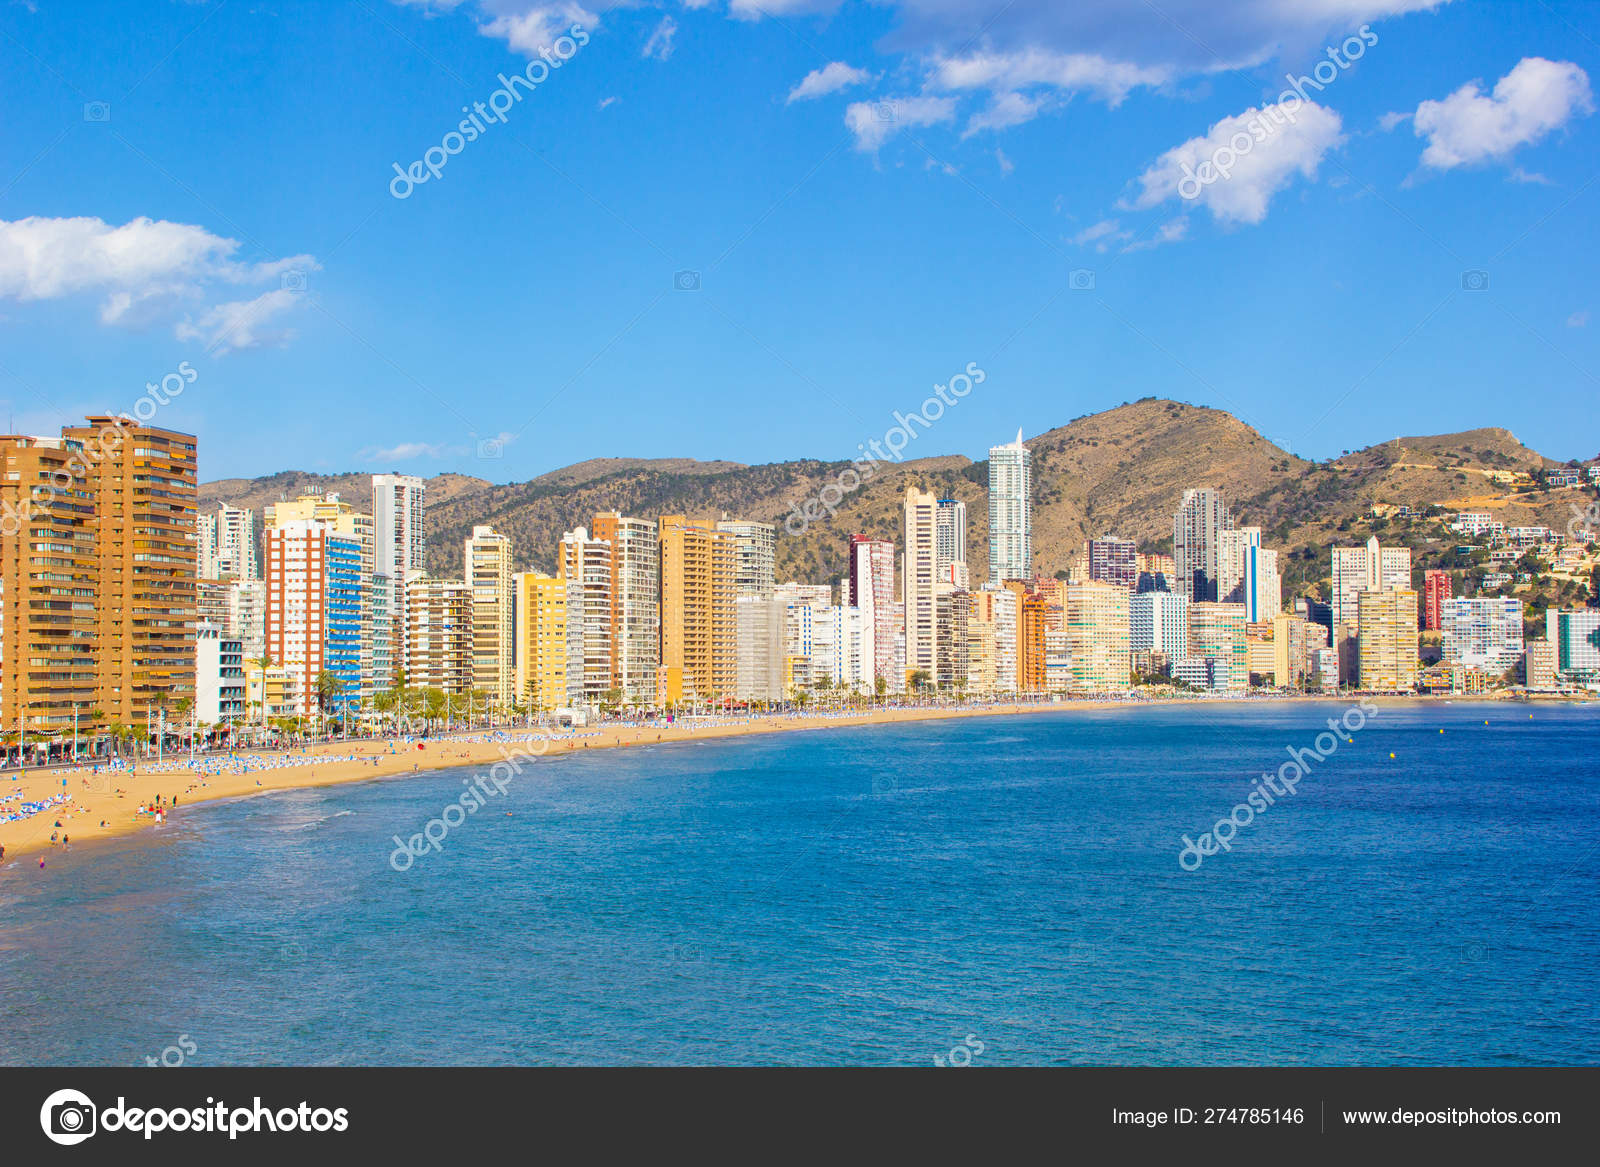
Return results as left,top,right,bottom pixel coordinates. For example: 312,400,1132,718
199,399,1590,590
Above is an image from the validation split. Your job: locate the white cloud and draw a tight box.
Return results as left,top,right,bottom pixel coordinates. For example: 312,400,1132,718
1413,57,1593,170
1508,166,1552,185
844,95,956,151
1126,99,1344,225
1568,310,1589,328
994,147,1014,175
408,1,1455,145
597,95,618,109
1121,217,1189,252
962,91,1043,137
0,215,317,347
1072,218,1133,251
1378,110,1410,131
642,14,675,60
175,289,303,355
786,61,874,103
930,48,1171,108
368,440,458,461
473,1,597,55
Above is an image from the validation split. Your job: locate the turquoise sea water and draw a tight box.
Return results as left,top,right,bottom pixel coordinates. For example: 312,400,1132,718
2,701,1597,1066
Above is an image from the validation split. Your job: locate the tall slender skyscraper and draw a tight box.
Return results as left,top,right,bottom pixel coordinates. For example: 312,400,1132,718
1173,487,1231,603
464,525,514,708
592,512,660,704
935,498,968,586
658,516,736,704
264,493,369,716
199,503,258,580
559,526,614,705
715,518,776,598
372,473,426,587
988,431,1032,584
902,487,939,682
848,535,897,690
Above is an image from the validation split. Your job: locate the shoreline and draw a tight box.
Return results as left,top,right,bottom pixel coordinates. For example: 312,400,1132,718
1,692,1589,864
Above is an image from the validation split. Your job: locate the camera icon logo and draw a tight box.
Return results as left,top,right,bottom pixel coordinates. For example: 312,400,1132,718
674,269,701,291
40,1088,97,1146
476,436,504,460
874,101,895,122
83,101,111,122
1069,268,1096,291
281,268,308,294
1461,269,1489,291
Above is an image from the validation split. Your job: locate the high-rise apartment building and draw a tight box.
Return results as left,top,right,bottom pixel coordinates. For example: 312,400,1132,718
934,586,970,691
658,516,736,704
968,586,1018,694
1064,580,1131,693
1333,535,1413,683
1423,569,1453,631
1243,543,1281,624
194,622,246,726
902,487,939,684
512,572,568,713
50,418,200,731
559,527,614,705
935,498,968,586
734,593,786,702
1130,590,1189,661
1173,488,1231,603
1441,597,1523,675
464,525,514,709
1271,613,1330,690
263,493,372,717
372,473,425,604
1547,609,1600,684
398,574,473,696
1332,535,1413,633
264,515,365,717
593,512,660,703
1088,536,1138,589
1187,601,1249,690
1216,526,1259,606
848,535,897,690
1,430,98,735
716,518,776,598
1356,589,1419,691
988,431,1032,584
198,504,257,580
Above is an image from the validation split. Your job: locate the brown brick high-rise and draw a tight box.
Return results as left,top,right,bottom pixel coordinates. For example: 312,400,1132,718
64,417,198,729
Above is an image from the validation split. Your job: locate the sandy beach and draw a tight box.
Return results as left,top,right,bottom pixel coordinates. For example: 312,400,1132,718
0,691,1561,864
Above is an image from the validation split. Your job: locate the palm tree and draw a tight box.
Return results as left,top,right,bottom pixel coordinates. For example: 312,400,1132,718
314,670,344,737
253,653,275,738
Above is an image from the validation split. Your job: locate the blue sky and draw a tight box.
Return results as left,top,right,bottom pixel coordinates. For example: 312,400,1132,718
1,0,1597,484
